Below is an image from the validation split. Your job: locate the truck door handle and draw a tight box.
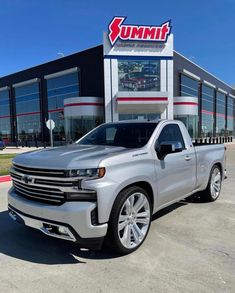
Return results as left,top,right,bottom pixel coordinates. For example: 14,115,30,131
185,155,191,161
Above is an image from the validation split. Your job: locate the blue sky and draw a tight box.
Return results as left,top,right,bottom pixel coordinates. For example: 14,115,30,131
0,0,234,86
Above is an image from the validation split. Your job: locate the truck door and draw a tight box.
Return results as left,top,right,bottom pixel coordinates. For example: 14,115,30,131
154,123,196,207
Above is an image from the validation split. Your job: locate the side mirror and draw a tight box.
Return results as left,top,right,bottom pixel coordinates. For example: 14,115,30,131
157,141,183,160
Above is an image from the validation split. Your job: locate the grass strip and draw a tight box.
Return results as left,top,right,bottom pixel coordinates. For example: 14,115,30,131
0,154,17,176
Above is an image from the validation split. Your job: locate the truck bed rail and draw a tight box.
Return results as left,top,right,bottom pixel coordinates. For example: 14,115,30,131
193,136,233,146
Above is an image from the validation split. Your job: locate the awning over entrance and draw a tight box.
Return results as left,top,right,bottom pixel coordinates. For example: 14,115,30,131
116,92,169,114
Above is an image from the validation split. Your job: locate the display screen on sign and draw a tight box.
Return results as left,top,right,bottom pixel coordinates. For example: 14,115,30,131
118,60,160,92
108,17,171,46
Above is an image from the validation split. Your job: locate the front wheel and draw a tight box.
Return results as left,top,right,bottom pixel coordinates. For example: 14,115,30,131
201,165,222,202
107,186,152,255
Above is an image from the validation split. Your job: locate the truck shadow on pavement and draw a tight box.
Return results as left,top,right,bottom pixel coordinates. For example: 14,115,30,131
151,201,187,221
0,210,119,264
0,196,206,264
151,193,207,221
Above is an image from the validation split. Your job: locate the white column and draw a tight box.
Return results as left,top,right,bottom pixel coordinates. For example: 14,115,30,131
167,59,174,119
111,59,119,122
104,59,112,122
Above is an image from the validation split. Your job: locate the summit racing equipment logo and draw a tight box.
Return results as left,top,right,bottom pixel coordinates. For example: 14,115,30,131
108,17,171,46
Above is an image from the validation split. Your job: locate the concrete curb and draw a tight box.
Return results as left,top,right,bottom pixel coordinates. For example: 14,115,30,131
0,175,11,183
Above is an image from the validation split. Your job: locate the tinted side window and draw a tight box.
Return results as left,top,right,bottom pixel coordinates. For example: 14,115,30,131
156,124,185,149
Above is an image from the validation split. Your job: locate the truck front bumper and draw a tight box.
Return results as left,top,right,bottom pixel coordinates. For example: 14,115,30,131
8,187,108,249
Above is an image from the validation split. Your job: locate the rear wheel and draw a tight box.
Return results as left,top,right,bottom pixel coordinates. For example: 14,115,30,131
201,165,222,202
108,186,152,255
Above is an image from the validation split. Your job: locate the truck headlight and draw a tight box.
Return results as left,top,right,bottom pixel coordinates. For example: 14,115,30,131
69,167,105,179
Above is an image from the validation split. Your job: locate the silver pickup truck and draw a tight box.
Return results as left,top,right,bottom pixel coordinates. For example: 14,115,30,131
8,120,226,254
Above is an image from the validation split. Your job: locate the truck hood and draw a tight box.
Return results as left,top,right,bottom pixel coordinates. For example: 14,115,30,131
13,144,128,169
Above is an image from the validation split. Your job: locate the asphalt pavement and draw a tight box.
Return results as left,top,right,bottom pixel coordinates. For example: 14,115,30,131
0,146,235,293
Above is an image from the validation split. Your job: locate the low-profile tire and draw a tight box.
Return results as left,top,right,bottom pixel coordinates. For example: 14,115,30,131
107,186,152,255
201,165,222,202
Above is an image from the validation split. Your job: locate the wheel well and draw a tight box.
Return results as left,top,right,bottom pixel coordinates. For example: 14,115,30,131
208,163,223,186
213,162,222,174
120,181,154,208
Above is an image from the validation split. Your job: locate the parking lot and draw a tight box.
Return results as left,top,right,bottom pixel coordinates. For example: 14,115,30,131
0,145,235,293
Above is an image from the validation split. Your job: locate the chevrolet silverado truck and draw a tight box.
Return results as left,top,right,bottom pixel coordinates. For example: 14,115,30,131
8,120,226,254
120,72,157,91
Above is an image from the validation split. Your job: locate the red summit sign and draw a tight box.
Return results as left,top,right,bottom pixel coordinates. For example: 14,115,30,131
108,17,171,46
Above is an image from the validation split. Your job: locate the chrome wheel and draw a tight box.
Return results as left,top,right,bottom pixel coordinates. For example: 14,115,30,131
118,192,151,249
210,167,221,199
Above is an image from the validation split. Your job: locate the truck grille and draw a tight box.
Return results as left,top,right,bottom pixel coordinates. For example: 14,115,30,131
10,163,72,205
13,180,65,204
12,163,66,177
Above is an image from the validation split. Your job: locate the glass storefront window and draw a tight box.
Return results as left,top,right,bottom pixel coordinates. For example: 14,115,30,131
0,89,11,143
174,115,198,139
119,113,161,121
15,83,40,114
48,111,66,144
47,72,80,143
227,97,234,136
216,92,226,136
65,116,103,143
47,72,79,110
15,82,41,144
201,85,214,137
180,74,198,97
0,117,11,143
118,60,160,92
16,114,41,145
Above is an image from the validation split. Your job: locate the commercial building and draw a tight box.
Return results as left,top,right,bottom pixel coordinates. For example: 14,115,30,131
0,17,234,146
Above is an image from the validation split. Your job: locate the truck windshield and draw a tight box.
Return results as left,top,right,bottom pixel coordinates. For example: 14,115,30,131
77,122,158,148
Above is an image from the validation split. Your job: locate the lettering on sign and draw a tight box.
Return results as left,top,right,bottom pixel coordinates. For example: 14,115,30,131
108,17,171,46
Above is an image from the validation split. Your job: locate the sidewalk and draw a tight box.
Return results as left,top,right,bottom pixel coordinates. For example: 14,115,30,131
1,147,44,155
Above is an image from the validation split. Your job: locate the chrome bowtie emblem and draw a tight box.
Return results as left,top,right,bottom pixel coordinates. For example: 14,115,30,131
22,175,34,184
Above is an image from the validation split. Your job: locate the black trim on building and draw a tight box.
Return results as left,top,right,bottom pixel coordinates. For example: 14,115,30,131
213,89,217,137
225,94,228,131
9,86,16,143
198,81,202,138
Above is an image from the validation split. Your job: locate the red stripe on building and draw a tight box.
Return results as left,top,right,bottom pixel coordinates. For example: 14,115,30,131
116,97,168,102
201,110,214,115
216,113,226,118
16,111,40,117
64,102,104,107
0,115,11,119
174,102,198,106
201,110,233,118
0,175,11,183
48,108,64,113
